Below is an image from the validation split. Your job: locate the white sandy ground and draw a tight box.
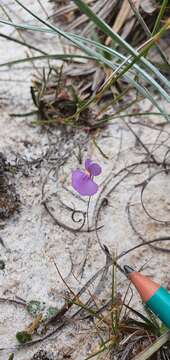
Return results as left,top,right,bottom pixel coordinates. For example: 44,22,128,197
0,1,170,359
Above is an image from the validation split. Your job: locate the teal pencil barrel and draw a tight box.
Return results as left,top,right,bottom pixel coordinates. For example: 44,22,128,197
146,287,170,328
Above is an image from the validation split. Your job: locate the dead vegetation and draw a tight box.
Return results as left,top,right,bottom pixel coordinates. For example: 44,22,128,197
30,66,98,128
50,0,162,44
50,0,170,86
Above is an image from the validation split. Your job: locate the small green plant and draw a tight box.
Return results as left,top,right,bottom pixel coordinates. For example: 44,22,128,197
16,331,32,344
15,299,59,344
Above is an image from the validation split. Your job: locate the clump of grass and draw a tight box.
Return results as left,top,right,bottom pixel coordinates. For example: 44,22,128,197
29,65,141,130
58,258,169,359
1,240,170,359
1,0,170,126
29,66,99,128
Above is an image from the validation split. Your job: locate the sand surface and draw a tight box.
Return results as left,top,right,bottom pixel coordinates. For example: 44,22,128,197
0,1,170,359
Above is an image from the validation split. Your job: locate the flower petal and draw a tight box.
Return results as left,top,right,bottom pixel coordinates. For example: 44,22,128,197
85,159,102,176
82,178,98,196
85,159,92,171
88,163,102,176
72,170,86,192
72,169,98,196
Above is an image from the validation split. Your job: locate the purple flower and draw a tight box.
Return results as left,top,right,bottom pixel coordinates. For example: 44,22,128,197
72,159,102,196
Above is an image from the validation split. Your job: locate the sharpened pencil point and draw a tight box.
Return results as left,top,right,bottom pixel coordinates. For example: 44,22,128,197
124,265,135,274
123,266,170,328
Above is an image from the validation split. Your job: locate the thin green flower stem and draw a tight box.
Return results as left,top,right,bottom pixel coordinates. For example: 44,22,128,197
87,196,91,231
96,111,169,128
92,321,106,350
68,298,107,324
84,338,116,360
98,86,131,115
111,258,117,335
111,97,141,116
92,138,109,160
90,114,166,130
118,282,132,321
93,107,166,129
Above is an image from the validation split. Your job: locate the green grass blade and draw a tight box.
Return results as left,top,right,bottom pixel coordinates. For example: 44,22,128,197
111,259,117,334
0,32,47,55
0,53,98,67
111,112,170,119
72,34,170,103
11,0,170,93
0,19,54,33
152,0,168,35
72,0,170,91
124,304,156,330
1,16,169,105
133,331,170,360
0,46,166,121
1,1,169,120
127,0,170,66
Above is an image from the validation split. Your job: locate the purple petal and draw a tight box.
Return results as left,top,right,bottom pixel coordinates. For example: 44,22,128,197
85,159,92,171
82,178,98,196
89,163,102,176
85,159,102,176
72,169,98,196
